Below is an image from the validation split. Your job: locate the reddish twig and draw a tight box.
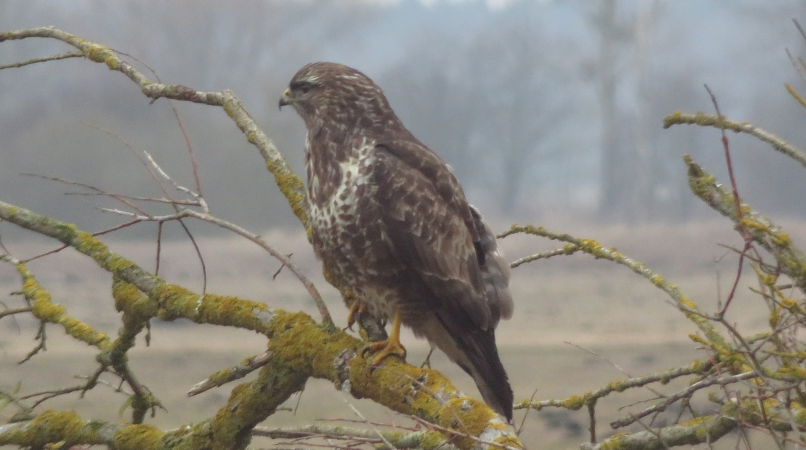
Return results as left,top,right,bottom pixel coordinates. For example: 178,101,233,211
704,85,753,317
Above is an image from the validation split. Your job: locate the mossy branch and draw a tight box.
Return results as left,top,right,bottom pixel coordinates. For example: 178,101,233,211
515,359,714,413
664,111,806,170
684,154,806,290
253,424,459,450
0,26,309,229
580,414,737,450
6,256,111,350
0,410,161,449
0,200,521,449
499,224,727,348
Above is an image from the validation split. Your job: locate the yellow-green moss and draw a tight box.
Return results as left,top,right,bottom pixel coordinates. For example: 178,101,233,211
113,424,164,450
793,403,806,425
688,359,709,373
777,365,806,380
271,168,309,228
417,430,450,449
607,380,627,392
649,274,664,287
438,397,496,449
113,279,158,322
19,263,109,349
6,410,101,447
579,239,603,254
560,394,587,410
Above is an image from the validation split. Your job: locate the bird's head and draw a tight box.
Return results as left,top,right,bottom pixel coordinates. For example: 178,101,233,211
279,62,397,132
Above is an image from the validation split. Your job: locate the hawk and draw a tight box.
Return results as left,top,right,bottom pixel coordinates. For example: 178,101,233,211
279,62,514,421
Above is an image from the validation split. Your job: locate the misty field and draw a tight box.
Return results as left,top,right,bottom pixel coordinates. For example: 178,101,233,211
2,219,800,449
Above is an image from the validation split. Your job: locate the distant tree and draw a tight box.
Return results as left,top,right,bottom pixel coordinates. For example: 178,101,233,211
4,25,806,450
385,2,583,215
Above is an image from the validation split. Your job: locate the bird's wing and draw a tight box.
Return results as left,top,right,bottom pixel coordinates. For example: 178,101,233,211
371,141,498,330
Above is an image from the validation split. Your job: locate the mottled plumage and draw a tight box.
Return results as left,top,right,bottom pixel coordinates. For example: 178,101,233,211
280,62,514,420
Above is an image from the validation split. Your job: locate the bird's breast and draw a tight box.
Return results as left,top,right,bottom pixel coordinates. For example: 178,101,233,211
307,142,384,281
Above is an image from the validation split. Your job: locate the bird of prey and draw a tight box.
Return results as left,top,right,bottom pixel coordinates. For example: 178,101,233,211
279,62,514,421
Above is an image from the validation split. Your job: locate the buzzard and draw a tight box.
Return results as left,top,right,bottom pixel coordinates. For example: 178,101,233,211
280,62,514,421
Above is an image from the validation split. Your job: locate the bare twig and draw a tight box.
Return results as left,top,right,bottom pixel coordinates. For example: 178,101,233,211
0,26,309,227
0,306,32,319
410,415,519,450
0,50,83,70
703,85,752,317
344,400,398,450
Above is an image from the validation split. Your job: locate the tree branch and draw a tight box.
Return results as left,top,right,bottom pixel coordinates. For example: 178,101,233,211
664,111,806,170
683,154,806,291
0,200,521,449
499,224,728,348
0,26,309,229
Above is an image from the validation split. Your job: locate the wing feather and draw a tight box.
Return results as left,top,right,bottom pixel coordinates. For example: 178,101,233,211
372,143,500,330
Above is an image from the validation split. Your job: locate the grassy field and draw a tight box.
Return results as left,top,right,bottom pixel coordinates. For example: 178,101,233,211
2,219,803,448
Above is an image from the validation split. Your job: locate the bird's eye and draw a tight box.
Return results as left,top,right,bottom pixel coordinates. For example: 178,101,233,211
291,81,314,94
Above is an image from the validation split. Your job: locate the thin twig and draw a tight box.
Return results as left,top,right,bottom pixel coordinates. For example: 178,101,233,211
664,112,806,170
0,50,83,70
0,306,32,319
510,245,579,268
610,371,757,429
344,400,398,450
704,85,752,317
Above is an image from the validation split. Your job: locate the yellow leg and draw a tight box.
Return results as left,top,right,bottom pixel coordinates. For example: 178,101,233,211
364,313,407,366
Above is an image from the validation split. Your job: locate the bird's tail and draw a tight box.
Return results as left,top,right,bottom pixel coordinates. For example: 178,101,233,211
425,316,514,422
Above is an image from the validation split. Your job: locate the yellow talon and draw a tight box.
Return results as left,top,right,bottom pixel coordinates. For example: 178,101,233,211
364,313,407,366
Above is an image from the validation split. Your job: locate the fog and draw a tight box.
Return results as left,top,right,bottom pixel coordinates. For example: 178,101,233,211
1,0,805,238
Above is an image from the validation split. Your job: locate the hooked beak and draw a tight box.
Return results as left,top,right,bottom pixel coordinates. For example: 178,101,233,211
278,88,292,110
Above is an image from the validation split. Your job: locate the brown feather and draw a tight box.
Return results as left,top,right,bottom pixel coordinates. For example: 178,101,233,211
281,62,514,421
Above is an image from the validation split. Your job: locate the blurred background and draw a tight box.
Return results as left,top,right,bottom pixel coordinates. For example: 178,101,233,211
1,0,806,235
2,1,806,448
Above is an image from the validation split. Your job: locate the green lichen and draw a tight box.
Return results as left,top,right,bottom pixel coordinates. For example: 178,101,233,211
269,163,309,228
18,262,109,349
560,394,587,410
649,274,664,287
113,424,164,450
4,410,106,448
113,279,157,323
75,231,134,273
438,397,496,449
607,380,627,392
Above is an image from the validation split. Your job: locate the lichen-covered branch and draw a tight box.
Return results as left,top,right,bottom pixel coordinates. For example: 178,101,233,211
515,359,714,413
499,224,727,348
6,255,111,350
610,371,757,429
664,111,806,170
0,200,521,449
580,414,737,450
684,154,806,290
188,350,274,397
253,424,460,450
0,27,309,229
0,410,162,449
510,244,579,268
